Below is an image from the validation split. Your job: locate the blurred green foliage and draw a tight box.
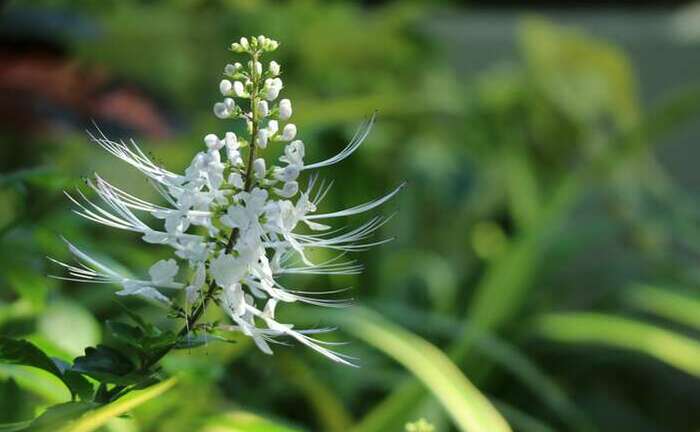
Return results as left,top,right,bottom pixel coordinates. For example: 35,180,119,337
1,1,700,431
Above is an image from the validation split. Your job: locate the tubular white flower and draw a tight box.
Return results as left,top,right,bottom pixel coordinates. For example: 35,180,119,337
219,79,233,96
269,60,280,76
279,98,292,120
253,158,266,179
214,102,230,119
233,81,247,97
280,124,296,141
257,100,269,118
257,129,269,149
52,36,402,366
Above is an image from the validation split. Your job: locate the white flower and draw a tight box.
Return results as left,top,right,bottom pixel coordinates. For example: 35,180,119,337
275,181,298,198
228,172,244,189
267,120,279,136
269,60,280,76
210,253,247,289
204,133,222,150
281,124,297,141
220,79,233,96
257,129,269,149
52,36,399,366
213,102,230,119
279,99,292,120
257,100,269,118
264,78,283,101
253,158,266,179
233,81,247,97
149,259,179,286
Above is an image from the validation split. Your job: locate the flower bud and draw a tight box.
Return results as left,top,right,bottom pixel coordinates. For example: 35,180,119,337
230,42,243,52
253,158,266,179
240,37,249,50
220,79,233,96
254,61,263,76
264,78,283,101
257,100,269,118
233,81,247,97
269,61,280,76
228,172,244,188
279,99,292,120
257,35,267,46
267,120,279,135
225,132,238,149
257,129,269,149
224,64,236,75
224,98,235,111
204,134,222,150
281,123,297,141
213,102,230,119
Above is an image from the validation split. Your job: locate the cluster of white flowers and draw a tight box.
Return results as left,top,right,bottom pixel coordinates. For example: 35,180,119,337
51,35,402,365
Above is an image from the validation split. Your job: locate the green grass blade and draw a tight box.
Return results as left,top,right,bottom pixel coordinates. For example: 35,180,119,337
626,284,700,330
339,307,511,432
201,411,304,432
534,312,700,378
64,377,178,432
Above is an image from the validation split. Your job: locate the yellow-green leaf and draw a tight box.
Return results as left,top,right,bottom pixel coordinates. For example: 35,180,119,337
63,377,178,432
534,312,700,378
201,411,304,432
338,307,511,432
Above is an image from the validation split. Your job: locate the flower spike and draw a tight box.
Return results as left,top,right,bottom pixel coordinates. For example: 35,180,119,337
51,36,401,365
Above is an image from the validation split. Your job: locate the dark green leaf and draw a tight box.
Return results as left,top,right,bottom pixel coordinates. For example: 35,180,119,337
114,302,160,337
52,358,94,401
106,321,145,348
0,337,91,400
72,345,138,384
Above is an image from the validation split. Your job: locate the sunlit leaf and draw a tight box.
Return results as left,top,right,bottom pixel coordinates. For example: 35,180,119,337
337,307,511,432
626,284,700,330
64,377,178,432
534,312,700,378
0,338,92,400
201,411,305,432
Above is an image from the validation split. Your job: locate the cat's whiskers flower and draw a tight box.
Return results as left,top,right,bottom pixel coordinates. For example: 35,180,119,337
50,35,402,366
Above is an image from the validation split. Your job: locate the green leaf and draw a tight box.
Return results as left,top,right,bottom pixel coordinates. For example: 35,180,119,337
52,359,94,401
72,345,141,384
29,401,97,432
534,312,700,378
337,307,511,432
201,411,304,432
0,421,32,432
114,302,160,337
106,321,146,348
0,338,63,380
626,284,700,330
64,377,177,432
0,337,91,400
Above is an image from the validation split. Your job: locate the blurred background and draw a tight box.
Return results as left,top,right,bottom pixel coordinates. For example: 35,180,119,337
1,1,700,431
